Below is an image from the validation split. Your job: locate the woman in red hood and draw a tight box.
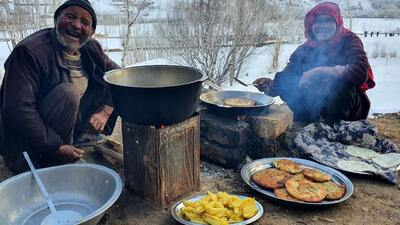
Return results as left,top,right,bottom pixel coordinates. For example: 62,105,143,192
254,2,375,124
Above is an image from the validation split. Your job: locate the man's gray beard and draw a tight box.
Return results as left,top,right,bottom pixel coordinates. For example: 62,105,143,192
56,27,90,52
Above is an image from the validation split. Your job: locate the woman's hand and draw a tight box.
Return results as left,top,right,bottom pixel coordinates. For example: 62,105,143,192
299,66,337,88
253,77,274,94
299,69,317,88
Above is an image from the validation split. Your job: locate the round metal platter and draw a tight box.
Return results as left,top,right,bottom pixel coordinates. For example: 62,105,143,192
171,194,264,225
241,157,354,206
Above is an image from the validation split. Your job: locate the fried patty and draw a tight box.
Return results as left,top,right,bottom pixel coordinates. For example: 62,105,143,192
285,178,326,202
252,169,293,189
317,181,346,200
293,173,310,181
224,98,256,107
274,188,299,201
303,168,331,182
273,159,303,174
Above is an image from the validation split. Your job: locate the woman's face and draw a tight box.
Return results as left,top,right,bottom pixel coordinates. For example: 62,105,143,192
312,15,337,42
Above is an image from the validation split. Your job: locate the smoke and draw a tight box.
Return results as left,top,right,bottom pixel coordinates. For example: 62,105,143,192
275,48,345,122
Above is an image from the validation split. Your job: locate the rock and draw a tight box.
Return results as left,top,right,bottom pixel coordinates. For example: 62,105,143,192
200,138,246,168
245,155,253,164
247,137,282,159
373,113,384,118
383,132,393,138
247,104,293,139
200,110,251,147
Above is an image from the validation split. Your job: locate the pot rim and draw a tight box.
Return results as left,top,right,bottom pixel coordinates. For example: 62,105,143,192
103,64,208,88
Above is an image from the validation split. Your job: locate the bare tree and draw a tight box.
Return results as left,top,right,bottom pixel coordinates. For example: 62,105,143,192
121,0,153,67
157,0,270,85
269,0,302,72
339,0,353,31
0,0,54,50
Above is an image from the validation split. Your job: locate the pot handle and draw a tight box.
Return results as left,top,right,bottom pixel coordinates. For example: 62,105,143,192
199,75,209,82
203,80,223,91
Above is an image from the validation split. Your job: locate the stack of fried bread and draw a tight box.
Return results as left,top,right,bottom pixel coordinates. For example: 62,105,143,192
252,159,346,202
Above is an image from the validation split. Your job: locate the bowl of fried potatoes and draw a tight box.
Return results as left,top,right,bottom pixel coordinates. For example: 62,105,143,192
171,191,263,225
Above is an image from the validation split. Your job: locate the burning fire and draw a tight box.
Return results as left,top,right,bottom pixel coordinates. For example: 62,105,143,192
237,115,248,121
161,125,165,129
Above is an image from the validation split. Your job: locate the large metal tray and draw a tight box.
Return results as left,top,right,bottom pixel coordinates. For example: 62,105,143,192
171,194,263,225
241,157,354,206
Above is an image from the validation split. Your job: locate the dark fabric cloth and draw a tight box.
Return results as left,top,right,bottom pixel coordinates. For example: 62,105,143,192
286,80,366,123
292,120,399,183
54,0,97,29
272,2,374,122
0,28,120,172
2,83,80,173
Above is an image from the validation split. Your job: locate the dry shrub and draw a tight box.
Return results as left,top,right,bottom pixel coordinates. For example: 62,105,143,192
380,48,387,58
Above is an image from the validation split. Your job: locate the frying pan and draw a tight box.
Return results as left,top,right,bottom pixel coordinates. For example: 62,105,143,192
200,90,274,116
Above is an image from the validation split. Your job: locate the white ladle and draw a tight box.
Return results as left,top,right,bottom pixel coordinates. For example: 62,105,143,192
23,152,83,225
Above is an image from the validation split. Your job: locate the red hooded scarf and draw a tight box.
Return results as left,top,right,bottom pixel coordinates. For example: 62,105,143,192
304,2,375,92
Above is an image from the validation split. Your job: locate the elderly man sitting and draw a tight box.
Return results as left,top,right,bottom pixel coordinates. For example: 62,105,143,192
0,0,120,173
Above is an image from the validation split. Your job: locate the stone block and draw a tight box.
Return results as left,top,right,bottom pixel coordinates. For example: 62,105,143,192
200,138,246,168
200,111,251,147
247,104,293,139
284,121,309,157
247,137,279,159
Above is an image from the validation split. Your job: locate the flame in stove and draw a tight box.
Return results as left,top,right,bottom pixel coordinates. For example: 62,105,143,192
237,115,248,121
161,125,165,129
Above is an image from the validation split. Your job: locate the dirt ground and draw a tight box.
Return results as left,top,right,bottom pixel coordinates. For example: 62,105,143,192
0,113,399,225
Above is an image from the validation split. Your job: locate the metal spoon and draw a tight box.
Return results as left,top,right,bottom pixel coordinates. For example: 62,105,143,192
23,152,83,225
234,77,259,87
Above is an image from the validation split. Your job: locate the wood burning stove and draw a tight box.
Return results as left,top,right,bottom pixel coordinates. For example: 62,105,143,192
122,114,200,208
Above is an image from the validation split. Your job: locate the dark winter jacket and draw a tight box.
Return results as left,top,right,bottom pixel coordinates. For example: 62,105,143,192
0,28,119,162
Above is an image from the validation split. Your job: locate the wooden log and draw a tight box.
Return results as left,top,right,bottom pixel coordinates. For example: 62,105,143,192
105,138,123,153
123,114,200,208
93,144,123,162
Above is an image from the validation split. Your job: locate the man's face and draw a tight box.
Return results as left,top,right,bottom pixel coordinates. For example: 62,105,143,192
312,15,337,42
55,6,94,52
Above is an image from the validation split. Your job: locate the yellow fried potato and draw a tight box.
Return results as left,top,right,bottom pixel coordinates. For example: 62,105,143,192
179,191,259,224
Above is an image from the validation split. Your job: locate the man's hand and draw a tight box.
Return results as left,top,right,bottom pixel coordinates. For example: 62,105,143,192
253,77,274,95
89,105,114,135
56,145,84,163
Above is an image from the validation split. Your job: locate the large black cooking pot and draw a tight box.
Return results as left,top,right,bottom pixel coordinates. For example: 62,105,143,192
104,65,207,126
